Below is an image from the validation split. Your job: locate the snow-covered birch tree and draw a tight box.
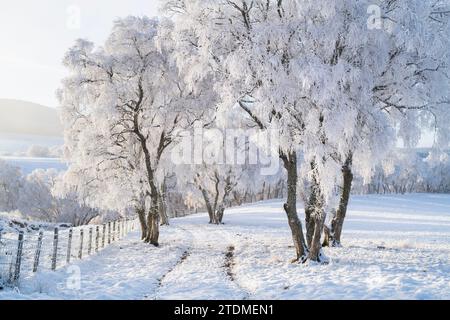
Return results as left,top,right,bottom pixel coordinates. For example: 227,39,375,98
58,16,213,246
323,0,450,247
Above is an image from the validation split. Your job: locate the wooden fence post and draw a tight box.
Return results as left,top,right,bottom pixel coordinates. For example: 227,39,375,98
102,224,106,248
33,231,44,273
51,228,59,271
67,229,73,264
108,222,111,244
95,226,99,252
88,228,93,255
12,232,24,282
79,229,84,259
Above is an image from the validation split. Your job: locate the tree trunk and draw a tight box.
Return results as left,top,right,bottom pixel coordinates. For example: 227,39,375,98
260,182,266,201
145,204,160,246
213,174,233,225
200,188,215,223
136,207,148,240
331,162,353,246
308,209,326,262
159,182,170,226
306,162,327,262
158,195,170,226
324,155,353,247
133,107,163,247
281,151,307,263
322,225,331,248
144,192,160,246
215,206,225,224
305,186,317,248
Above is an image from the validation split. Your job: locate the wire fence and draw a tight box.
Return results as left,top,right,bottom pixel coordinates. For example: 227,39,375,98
0,219,137,288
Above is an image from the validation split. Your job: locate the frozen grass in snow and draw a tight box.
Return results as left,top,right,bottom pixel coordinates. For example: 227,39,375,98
1,194,449,300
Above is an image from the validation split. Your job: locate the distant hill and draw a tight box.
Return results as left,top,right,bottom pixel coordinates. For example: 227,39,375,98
0,99,62,137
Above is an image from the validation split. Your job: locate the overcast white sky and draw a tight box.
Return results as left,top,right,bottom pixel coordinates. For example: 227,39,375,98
0,0,158,108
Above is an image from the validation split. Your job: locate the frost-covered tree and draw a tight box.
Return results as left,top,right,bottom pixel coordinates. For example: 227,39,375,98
174,127,243,224
58,16,213,245
323,0,450,247
0,160,23,212
166,0,381,262
165,0,450,261
18,169,58,222
18,169,100,226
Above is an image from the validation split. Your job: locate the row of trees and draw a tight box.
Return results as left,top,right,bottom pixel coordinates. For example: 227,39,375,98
0,160,101,226
2,148,447,228
58,1,450,262
354,149,450,195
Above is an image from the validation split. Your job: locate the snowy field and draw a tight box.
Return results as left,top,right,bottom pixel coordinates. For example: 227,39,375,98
0,133,65,174
1,157,66,175
0,133,62,156
1,194,449,300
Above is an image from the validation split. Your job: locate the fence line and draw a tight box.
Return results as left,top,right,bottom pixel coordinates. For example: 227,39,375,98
0,219,137,288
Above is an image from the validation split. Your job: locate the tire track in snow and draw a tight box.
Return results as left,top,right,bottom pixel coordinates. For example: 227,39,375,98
223,244,251,300
200,226,252,299
154,223,249,299
157,249,191,287
146,225,194,300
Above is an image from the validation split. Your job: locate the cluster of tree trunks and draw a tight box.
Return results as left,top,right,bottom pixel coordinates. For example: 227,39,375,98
135,149,353,257
135,188,171,246
201,188,227,225
281,152,354,263
198,171,235,225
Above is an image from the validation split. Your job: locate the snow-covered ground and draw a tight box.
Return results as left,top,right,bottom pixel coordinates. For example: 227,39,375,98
1,194,449,300
0,133,62,156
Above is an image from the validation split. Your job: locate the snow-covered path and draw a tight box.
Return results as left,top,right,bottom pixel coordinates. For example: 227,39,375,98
1,194,450,300
153,224,248,300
